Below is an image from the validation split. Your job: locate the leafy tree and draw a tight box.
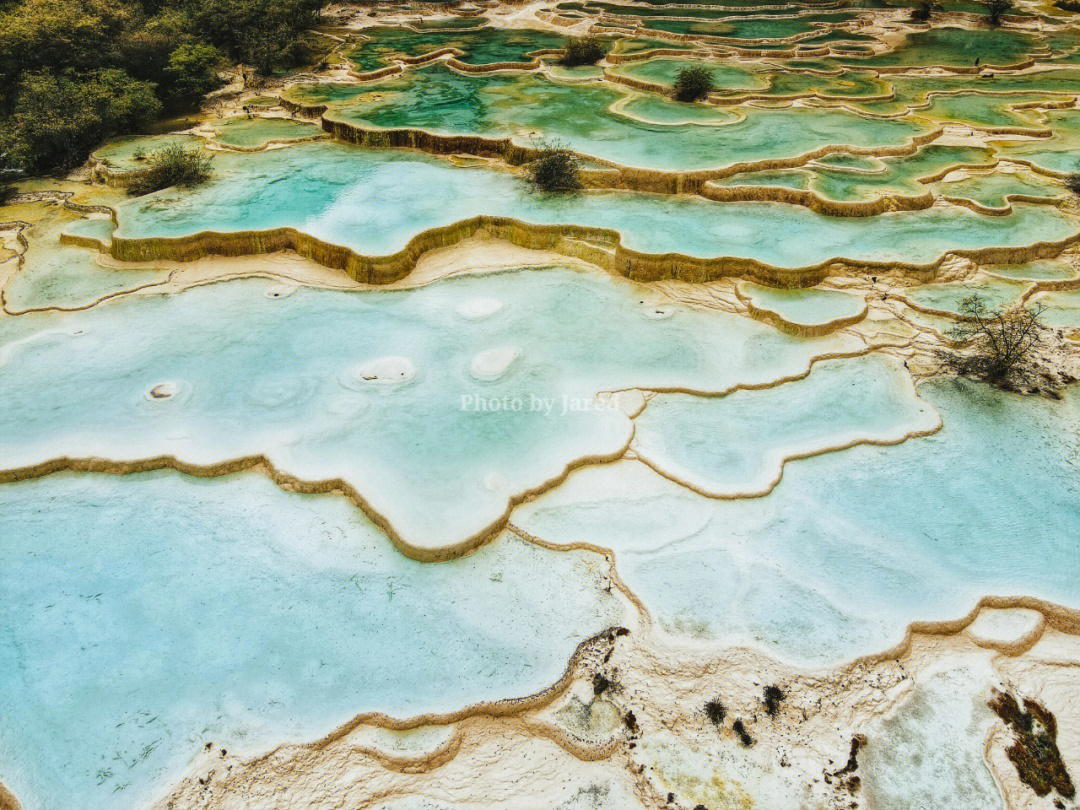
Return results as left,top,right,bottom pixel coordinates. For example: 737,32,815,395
163,43,222,108
0,0,137,106
672,66,714,103
0,0,325,174
5,69,160,173
985,0,1014,25
176,0,325,73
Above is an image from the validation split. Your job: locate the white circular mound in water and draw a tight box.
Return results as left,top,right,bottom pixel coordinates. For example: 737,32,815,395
469,346,519,381
265,284,298,299
457,298,504,320
353,356,416,385
146,382,180,401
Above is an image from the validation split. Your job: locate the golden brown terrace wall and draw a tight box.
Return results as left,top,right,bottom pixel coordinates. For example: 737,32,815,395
602,66,896,106
0,782,20,810
701,181,935,217
320,109,946,196
605,47,710,65
107,211,1080,296
733,281,868,336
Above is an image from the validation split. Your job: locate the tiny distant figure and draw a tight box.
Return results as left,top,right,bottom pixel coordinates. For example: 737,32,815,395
975,57,981,66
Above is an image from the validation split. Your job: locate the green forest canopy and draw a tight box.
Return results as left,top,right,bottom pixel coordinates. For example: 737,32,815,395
0,0,327,174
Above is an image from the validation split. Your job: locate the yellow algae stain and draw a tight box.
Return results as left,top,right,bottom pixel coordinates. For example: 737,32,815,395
638,733,753,810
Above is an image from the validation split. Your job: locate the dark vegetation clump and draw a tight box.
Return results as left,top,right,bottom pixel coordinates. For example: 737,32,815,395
940,293,1046,389
127,143,211,196
1065,172,1080,195
561,36,607,67
828,735,865,778
825,734,865,795
624,710,638,733
732,719,754,747
910,0,939,20
526,142,582,193
592,671,612,696
704,698,727,727
0,0,327,175
989,690,1075,799
763,685,785,717
1056,0,1080,11
985,0,1014,24
672,66,714,103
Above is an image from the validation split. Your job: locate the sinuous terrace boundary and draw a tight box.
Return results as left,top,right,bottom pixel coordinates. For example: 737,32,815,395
0,339,918,564
145,573,1080,809
631,392,944,500
732,280,869,335
318,108,947,196
105,212,1080,289
244,591,1080,757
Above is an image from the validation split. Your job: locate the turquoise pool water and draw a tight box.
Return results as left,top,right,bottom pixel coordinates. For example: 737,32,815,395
113,143,1079,267
514,378,1080,663
737,280,866,327
328,66,929,172
0,471,625,810
633,355,938,495
0,268,857,552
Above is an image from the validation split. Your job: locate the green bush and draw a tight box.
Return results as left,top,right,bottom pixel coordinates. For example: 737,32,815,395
526,143,582,193
561,36,607,67
1065,172,1080,195
5,69,161,173
732,719,754,747
127,142,211,195
672,66,714,103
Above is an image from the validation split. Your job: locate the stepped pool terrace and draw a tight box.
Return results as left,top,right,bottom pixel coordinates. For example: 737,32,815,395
4,6,1080,810
109,143,1079,269
321,67,934,172
0,268,863,554
0,471,625,810
345,25,568,71
514,379,1080,664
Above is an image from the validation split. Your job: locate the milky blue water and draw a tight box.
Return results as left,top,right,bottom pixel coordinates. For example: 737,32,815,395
113,143,1078,268
515,378,1080,664
0,471,624,810
0,268,857,552
633,356,939,495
